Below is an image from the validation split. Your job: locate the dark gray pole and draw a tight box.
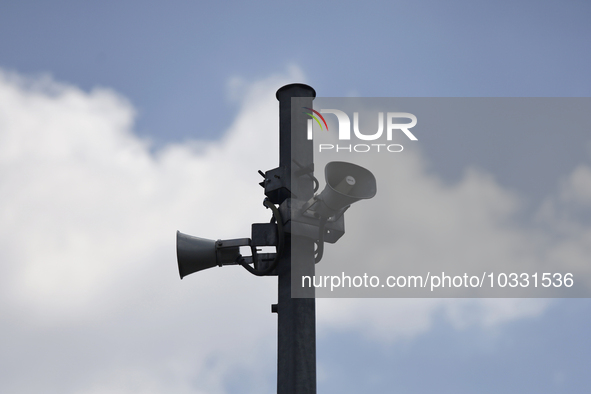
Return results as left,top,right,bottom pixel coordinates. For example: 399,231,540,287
275,84,317,394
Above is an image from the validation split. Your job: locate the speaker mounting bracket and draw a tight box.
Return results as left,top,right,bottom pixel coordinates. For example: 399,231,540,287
278,198,345,244
261,166,292,204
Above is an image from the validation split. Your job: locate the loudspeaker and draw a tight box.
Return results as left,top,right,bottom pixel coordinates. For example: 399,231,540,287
315,161,377,219
177,232,218,279
177,232,249,279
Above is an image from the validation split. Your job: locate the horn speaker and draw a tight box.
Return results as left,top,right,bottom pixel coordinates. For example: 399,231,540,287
315,161,377,218
177,231,243,279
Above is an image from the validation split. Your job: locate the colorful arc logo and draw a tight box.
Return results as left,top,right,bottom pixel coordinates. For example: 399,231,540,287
303,107,329,131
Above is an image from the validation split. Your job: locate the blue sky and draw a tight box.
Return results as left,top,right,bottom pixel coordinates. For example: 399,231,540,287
1,1,590,393
2,0,590,145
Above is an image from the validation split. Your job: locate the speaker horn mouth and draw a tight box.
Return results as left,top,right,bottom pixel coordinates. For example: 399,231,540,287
325,161,377,200
308,161,377,218
176,231,218,279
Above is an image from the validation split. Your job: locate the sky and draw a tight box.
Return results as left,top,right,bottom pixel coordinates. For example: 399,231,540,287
0,1,590,393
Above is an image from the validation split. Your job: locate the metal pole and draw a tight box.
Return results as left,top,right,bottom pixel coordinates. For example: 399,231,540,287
275,84,317,394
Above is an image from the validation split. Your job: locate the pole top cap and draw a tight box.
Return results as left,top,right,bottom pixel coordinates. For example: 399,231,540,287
276,83,316,101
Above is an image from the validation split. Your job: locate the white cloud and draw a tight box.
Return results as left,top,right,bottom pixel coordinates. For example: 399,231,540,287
1,68,590,393
0,68,289,394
